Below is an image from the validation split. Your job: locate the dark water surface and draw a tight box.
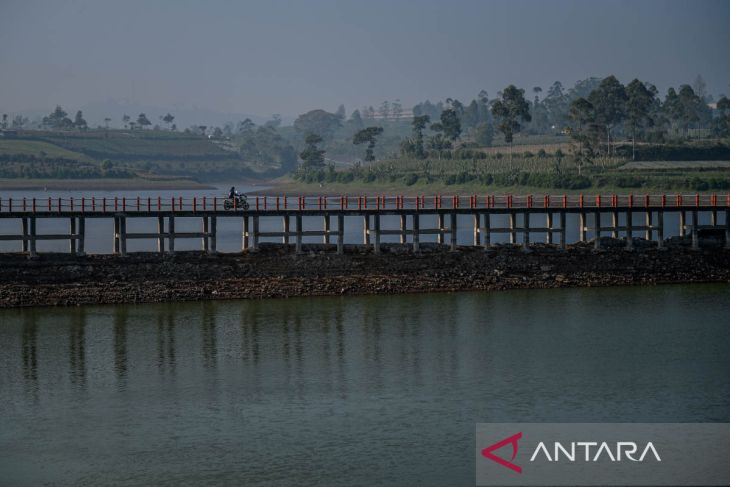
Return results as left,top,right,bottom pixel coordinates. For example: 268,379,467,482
1,285,729,486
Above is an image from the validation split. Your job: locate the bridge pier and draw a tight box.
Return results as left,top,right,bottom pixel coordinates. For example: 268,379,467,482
337,214,344,254
168,216,175,254
625,211,633,250
70,217,77,255
412,213,420,252
296,214,303,254
450,213,457,251
209,217,217,254
593,211,601,250
77,217,85,255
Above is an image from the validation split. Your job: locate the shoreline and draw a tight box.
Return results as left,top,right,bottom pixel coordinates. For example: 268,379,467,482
0,178,217,191
1,243,729,308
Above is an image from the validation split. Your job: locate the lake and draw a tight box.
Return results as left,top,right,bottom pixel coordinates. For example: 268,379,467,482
1,284,729,485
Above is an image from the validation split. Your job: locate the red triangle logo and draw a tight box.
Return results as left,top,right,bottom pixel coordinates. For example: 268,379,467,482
481,432,523,474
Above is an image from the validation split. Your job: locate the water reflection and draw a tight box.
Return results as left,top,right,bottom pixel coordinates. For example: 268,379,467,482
68,308,86,388
113,307,127,385
156,305,176,375
1,287,730,485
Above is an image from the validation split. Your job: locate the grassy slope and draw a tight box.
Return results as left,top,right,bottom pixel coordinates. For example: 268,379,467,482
0,139,93,161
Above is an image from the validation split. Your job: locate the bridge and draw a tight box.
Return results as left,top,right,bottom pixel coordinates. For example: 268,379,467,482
0,193,728,257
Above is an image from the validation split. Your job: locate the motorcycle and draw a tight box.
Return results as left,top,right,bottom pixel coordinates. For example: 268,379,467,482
223,194,250,210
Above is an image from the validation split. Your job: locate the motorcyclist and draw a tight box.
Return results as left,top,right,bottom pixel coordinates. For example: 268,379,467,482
228,186,237,199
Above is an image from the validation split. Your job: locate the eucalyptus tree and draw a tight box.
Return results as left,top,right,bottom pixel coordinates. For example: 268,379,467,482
625,79,656,159
587,75,627,155
411,115,430,158
490,85,531,161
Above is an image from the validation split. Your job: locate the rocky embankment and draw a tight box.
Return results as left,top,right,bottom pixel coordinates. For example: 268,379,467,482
1,239,729,307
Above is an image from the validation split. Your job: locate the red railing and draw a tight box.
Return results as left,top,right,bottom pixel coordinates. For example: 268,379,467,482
0,194,727,213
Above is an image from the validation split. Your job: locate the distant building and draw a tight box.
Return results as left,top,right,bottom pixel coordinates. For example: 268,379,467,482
0,130,18,138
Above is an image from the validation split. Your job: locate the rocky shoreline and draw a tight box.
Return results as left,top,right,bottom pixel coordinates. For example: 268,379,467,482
1,240,729,308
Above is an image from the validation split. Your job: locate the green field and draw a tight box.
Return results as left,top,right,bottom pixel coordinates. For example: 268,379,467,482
0,130,264,183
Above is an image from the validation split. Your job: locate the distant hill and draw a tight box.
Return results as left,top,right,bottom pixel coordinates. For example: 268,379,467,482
0,129,283,181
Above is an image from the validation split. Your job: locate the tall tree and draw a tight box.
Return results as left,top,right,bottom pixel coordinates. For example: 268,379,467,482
162,113,175,129
391,99,403,120
568,97,595,173
299,133,326,169
137,113,152,129
490,85,532,161
348,109,364,130
293,109,342,141
439,108,462,141
42,105,73,130
378,100,390,120
587,75,627,155
335,104,346,120
353,126,384,162
73,110,88,130
411,115,430,158
625,79,656,159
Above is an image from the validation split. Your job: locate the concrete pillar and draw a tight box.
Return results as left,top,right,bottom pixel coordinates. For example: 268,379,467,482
113,217,120,254
70,217,77,255
400,214,407,244
484,212,491,250
679,211,686,237
450,213,457,251
412,213,420,252
546,213,553,244
560,211,567,250
579,212,587,242
324,214,330,244
374,214,381,254
657,211,664,249
22,218,28,253
119,217,127,256
523,212,530,249
242,216,249,251
296,214,303,254
437,214,445,244
593,211,601,250
77,217,85,256
473,213,481,246
626,211,633,250
509,212,516,244
711,209,717,226
612,211,619,238
725,210,730,249
209,216,217,254
29,217,37,258
157,216,164,253
645,211,652,241
337,214,344,254
283,215,290,245
169,216,175,254
252,215,259,250
202,216,209,252
363,215,370,245
691,210,699,250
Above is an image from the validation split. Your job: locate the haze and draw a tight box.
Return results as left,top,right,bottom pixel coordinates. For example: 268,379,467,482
1,0,729,124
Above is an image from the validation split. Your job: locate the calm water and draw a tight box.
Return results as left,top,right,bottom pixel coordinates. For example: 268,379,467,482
1,285,729,486
2,187,723,254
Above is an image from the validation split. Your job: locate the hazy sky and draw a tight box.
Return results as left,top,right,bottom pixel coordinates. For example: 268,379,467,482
1,0,729,119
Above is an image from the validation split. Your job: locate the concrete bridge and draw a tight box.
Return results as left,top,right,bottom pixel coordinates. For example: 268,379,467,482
0,194,728,257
